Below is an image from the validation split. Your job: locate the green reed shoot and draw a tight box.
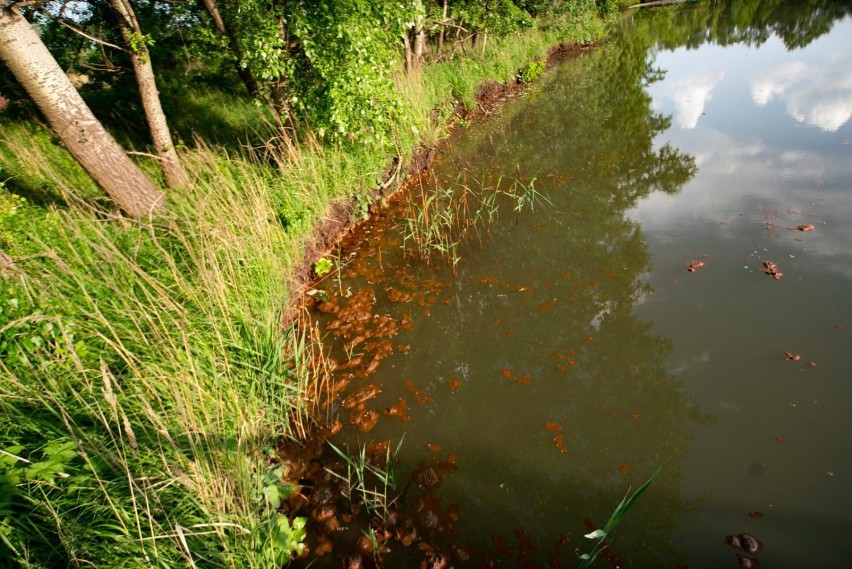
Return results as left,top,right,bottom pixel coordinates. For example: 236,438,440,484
398,173,545,271
326,439,404,518
578,467,661,568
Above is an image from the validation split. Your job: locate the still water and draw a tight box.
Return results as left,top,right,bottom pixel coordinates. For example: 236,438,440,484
300,2,852,567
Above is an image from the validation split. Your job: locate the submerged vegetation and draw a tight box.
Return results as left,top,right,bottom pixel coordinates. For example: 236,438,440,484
399,173,546,270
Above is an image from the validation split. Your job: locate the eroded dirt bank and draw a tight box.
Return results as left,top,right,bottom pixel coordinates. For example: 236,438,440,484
282,42,595,329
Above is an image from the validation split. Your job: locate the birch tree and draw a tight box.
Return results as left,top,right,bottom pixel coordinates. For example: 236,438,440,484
109,0,188,188
0,1,164,218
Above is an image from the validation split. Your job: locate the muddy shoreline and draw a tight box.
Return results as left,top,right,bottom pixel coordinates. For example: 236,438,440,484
283,42,594,329
276,40,597,568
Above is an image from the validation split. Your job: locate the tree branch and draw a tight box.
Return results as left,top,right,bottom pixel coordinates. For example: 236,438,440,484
53,15,126,52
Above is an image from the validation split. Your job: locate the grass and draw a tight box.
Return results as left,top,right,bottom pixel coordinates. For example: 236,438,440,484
0,145,332,566
326,439,404,518
0,6,618,567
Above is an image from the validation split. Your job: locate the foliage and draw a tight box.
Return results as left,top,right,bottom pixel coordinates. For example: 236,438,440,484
452,0,535,36
214,0,416,149
313,257,334,277
518,58,546,82
253,462,307,564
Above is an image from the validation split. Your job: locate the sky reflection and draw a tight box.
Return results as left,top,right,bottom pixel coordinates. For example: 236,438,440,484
635,16,852,277
650,17,852,132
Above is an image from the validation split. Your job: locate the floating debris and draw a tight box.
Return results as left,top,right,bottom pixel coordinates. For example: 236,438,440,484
783,351,801,362
795,224,815,232
382,398,411,421
726,533,763,554
686,260,705,272
737,554,763,568
342,384,381,409
762,260,783,279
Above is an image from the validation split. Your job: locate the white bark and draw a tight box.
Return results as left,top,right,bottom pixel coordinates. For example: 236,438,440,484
0,3,164,218
110,0,188,188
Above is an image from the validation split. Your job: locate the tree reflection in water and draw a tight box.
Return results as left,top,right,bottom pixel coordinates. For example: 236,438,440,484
296,1,851,566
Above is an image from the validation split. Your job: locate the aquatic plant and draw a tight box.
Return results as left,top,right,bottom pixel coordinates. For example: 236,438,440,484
326,439,404,518
398,173,545,271
578,467,661,568
518,59,547,83
314,257,334,277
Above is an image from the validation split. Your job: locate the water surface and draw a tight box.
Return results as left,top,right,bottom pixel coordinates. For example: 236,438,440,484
300,3,852,567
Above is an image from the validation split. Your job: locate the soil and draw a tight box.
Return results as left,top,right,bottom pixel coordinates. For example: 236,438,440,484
282,41,595,329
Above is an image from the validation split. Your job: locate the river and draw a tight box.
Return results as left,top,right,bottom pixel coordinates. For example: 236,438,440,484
297,2,852,567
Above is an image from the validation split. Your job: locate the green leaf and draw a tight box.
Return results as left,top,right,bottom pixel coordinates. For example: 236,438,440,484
263,483,281,510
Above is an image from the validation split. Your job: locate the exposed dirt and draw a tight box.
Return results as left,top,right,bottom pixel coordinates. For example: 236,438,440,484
282,41,595,329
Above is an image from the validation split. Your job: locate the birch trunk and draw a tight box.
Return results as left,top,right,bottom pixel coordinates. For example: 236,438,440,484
0,2,164,218
110,0,188,188
200,0,260,97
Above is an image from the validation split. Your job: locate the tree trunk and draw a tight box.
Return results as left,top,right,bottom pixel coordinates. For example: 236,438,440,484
110,0,187,189
437,0,447,54
402,30,413,74
0,3,164,218
413,21,426,68
200,0,260,97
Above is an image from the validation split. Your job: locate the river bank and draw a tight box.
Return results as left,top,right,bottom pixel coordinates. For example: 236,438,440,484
0,6,621,567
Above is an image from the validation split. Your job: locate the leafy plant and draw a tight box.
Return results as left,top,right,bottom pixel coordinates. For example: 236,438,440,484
578,467,661,568
314,257,334,277
518,59,546,83
355,193,372,221
253,463,306,564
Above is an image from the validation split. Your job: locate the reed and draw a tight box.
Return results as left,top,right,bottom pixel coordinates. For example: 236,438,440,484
326,439,404,519
398,172,546,271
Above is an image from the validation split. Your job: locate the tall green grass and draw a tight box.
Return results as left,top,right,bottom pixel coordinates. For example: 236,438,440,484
0,144,341,566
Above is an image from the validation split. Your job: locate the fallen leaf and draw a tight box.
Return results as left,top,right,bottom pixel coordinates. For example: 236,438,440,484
763,260,783,279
